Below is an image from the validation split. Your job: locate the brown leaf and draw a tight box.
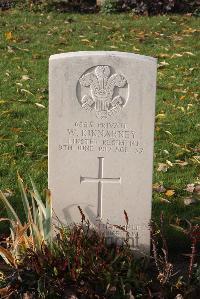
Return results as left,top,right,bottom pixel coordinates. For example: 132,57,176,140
157,163,168,172
183,197,197,206
153,183,166,193
0,286,12,297
11,127,22,133
0,246,15,266
179,95,186,101
185,184,195,193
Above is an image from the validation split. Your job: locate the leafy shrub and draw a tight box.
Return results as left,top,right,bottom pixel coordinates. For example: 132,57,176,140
100,0,119,14
0,174,52,267
100,0,200,14
15,0,97,12
13,0,200,13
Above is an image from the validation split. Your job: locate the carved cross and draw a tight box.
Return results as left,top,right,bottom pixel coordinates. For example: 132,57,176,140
80,157,121,219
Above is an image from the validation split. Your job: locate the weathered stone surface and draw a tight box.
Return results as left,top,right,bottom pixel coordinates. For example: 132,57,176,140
49,51,157,253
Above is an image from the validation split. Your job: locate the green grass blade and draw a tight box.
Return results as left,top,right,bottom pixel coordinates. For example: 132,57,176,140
0,191,22,227
18,174,32,224
44,189,52,245
30,177,47,218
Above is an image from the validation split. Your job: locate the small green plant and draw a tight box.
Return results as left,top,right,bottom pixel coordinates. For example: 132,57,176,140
0,174,52,268
0,201,149,298
100,0,119,14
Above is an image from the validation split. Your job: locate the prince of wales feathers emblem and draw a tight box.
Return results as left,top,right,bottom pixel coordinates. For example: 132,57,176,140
79,65,128,118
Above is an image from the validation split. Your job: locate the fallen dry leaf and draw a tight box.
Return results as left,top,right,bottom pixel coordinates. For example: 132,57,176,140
132,46,140,52
190,156,200,164
35,103,45,108
20,89,34,96
163,149,169,155
16,142,25,147
11,127,22,133
165,190,175,197
160,198,171,204
164,130,172,136
81,39,90,43
7,45,15,53
156,113,166,120
157,163,168,172
171,53,183,58
158,61,169,68
179,95,186,101
166,160,173,167
153,183,166,193
185,184,195,193
174,160,188,167
183,197,197,206
184,51,195,56
157,53,170,58
5,31,12,40
21,75,30,81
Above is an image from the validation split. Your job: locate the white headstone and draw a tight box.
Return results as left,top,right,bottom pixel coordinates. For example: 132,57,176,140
49,51,157,253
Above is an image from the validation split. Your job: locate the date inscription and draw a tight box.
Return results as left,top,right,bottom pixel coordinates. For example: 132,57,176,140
59,121,143,154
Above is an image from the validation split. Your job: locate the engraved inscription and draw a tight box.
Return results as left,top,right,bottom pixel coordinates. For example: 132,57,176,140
80,157,121,219
77,65,128,119
59,121,143,154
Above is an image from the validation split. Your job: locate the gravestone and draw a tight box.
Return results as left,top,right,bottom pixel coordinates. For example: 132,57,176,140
49,51,157,253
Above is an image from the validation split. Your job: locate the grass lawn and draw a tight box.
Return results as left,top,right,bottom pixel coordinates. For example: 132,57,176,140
0,9,200,248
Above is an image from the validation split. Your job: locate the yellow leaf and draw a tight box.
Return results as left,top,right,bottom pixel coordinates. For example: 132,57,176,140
158,61,169,68
133,46,140,52
21,75,30,81
184,51,195,56
171,53,183,58
20,89,34,96
5,31,12,40
35,103,45,108
166,160,173,167
179,95,186,101
81,39,90,43
156,113,166,119
165,190,175,197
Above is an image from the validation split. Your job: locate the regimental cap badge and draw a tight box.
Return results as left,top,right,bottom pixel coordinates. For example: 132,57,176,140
77,65,128,119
